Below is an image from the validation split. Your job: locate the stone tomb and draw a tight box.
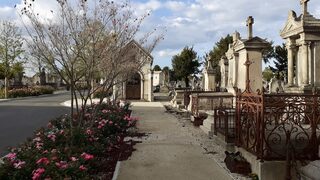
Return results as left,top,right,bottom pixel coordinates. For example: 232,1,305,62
226,17,269,94
202,60,216,91
281,0,320,93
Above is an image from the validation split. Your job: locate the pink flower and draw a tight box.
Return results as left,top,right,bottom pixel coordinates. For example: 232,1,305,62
86,129,93,135
36,157,50,165
59,130,64,135
70,157,78,162
108,121,113,125
51,156,58,161
5,153,16,161
47,122,53,128
55,161,68,169
81,152,94,160
33,137,41,142
32,168,45,180
47,134,56,142
51,149,57,153
102,109,110,114
79,165,87,171
13,160,26,169
36,142,43,150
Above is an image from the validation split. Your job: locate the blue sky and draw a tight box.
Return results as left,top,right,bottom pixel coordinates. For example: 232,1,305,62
0,0,320,73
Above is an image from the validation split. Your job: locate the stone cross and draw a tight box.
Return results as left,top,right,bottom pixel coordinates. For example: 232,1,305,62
300,0,310,15
246,16,254,39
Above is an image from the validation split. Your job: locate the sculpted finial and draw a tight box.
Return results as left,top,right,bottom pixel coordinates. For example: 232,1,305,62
300,0,310,15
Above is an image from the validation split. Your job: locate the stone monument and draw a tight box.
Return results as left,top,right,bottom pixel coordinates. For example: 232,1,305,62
280,0,320,93
219,55,229,91
203,60,216,91
226,17,270,94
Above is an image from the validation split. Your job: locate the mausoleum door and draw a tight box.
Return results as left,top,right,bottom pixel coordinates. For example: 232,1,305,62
126,72,141,100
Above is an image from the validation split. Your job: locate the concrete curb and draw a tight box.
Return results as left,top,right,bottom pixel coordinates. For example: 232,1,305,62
112,161,121,180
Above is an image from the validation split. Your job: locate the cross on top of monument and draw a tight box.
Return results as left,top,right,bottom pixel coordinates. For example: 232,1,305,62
246,16,254,27
300,0,310,15
246,16,254,39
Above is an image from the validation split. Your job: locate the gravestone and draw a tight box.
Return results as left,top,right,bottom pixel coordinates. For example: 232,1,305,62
269,77,285,93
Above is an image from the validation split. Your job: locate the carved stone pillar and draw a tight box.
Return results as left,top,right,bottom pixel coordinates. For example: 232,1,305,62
287,44,295,86
301,42,309,85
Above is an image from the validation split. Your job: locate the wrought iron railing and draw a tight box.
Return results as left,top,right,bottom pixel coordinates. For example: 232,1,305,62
191,93,234,116
236,89,320,161
214,107,236,143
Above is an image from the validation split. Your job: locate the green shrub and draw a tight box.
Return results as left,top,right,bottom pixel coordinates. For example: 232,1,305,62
0,103,137,179
0,86,55,98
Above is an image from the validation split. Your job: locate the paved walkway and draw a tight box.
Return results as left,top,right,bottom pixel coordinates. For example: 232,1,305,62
116,102,232,180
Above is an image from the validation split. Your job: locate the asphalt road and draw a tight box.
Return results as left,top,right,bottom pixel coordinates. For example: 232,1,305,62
0,92,71,156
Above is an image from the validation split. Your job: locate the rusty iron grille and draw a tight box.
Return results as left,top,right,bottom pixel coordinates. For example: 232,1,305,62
214,107,236,143
236,89,320,161
191,93,234,116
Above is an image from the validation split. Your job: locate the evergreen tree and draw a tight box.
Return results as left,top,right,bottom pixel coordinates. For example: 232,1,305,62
172,46,200,87
206,34,233,83
269,43,287,79
153,65,161,71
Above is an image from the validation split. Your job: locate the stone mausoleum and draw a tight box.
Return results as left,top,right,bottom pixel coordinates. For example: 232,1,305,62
281,0,320,92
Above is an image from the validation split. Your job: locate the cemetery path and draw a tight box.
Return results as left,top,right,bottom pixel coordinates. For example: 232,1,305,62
116,102,232,180
0,91,70,156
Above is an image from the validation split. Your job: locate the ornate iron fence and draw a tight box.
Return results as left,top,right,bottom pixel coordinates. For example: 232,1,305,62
236,89,320,161
214,107,236,143
191,93,234,116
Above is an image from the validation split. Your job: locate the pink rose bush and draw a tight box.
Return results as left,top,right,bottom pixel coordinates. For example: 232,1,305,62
0,102,138,179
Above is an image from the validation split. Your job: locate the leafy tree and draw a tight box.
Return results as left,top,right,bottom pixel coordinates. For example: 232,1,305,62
153,65,161,71
262,67,274,82
205,34,233,84
269,43,288,79
172,46,200,87
21,0,163,122
162,66,170,83
0,21,24,98
262,40,275,63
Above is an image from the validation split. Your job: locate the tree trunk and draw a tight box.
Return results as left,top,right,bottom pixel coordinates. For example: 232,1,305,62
184,77,189,87
4,76,8,99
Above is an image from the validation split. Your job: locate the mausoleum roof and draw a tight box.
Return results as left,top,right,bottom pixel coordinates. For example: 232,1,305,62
234,36,269,51
280,10,320,38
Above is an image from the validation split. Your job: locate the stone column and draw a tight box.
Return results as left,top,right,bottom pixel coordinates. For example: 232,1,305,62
287,44,294,86
301,42,309,85
308,42,314,85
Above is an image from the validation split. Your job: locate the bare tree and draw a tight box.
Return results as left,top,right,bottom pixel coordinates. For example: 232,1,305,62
20,0,164,123
0,21,24,98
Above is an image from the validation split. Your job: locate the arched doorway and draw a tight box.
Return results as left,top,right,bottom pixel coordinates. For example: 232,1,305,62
126,72,141,100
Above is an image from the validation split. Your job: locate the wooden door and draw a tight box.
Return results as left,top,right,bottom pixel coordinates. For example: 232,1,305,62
126,73,141,99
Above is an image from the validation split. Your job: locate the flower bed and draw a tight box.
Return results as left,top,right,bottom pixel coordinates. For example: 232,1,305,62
0,102,138,179
0,86,55,98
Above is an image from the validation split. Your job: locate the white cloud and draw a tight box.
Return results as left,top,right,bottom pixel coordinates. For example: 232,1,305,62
1,0,320,69
157,49,180,58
